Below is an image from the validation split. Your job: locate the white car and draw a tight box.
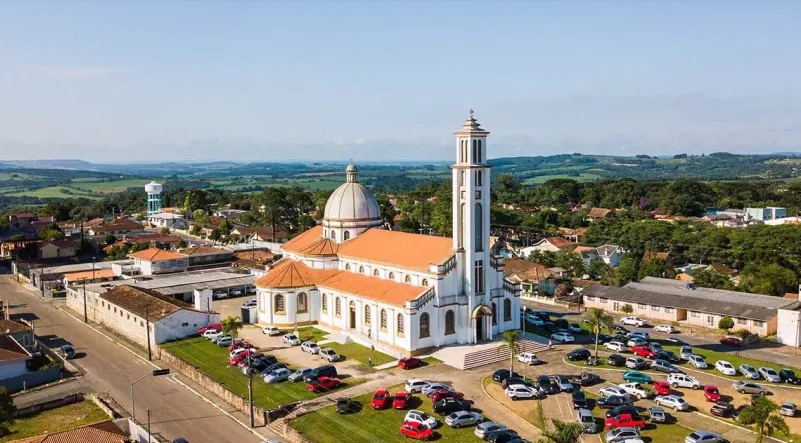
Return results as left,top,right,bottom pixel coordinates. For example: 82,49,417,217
262,326,281,336
550,332,575,343
282,334,301,346
618,382,652,399
230,347,254,358
688,355,707,369
740,364,761,379
654,324,676,333
604,341,627,352
216,335,233,346
525,315,545,326
300,341,320,354
715,360,737,376
599,386,628,397
202,329,222,340
505,384,539,400
620,317,648,327
517,352,540,365
319,348,341,362
685,430,722,443
625,357,647,369
405,410,438,428
263,367,291,383
242,299,257,308
655,395,689,411
405,379,430,394
605,427,641,443
668,373,702,390
759,367,781,383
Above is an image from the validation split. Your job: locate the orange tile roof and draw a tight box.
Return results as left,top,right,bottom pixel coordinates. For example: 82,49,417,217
543,237,575,248
0,335,29,362
178,245,230,256
62,268,116,282
7,421,128,443
281,225,326,254
587,207,613,218
128,247,186,262
233,250,276,262
254,259,335,289
338,229,453,272
572,246,596,253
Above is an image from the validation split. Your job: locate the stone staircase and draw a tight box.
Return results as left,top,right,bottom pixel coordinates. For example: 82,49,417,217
432,339,552,370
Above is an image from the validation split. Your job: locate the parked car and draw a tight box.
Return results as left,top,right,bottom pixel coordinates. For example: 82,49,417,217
668,373,702,389
759,367,781,383
654,395,689,411
216,335,233,346
492,369,521,383
740,364,761,379
445,411,484,428
260,362,287,376
288,367,313,382
625,357,647,370
719,337,743,347
300,341,320,354
715,360,737,376
550,332,575,343
779,368,800,384
605,405,638,419
433,398,473,415
198,323,222,334
398,357,423,369
597,395,634,409
628,331,650,340
393,391,412,409
605,413,645,430
554,375,574,392
202,329,222,340
688,355,707,369
505,384,539,400
648,406,668,423
501,377,530,389
525,315,545,327
654,324,676,333
517,352,540,365
780,402,797,417
304,364,338,381
679,346,694,360
537,375,560,395
336,397,353,414
405,379,430,393
577,408,597,433
733,381,769,395
566,348,592,361
654,350,681,364
306,376,341,393
626,338,648,348
263,368,291,383
572,390,588,408
711,400,733,417
606,354,626,367
604,427,640,443
405,410,438,428
600,386,629,397
620,317,648,327
399,421,433,440
618,383,652,399
703,385,720,402
431,389,464,402
319,348,341,362
371,389,392,409
282,334,301,346
651,359,682,374
653,381,671,396
571,372,602,386
262,326,281,336
60,345,76,359
474,422,508,440
423,383,455,397
569,323,583,334
684,430,721,443
622,371,651,384
488,430,519,443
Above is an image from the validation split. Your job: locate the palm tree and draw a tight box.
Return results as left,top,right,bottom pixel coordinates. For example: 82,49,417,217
221,316,243,339
498,330,521,374
583,308,614,358
536,419,583,443
738,396,789,443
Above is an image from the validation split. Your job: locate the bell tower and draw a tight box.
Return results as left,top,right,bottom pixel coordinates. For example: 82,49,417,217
452,110,492,337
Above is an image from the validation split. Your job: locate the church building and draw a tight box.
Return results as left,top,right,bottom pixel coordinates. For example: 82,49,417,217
254,113,521,355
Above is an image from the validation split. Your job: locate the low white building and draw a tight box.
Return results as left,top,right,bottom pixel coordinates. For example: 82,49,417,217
519,237,576,257
66,284,219,348
0,335,31,380
147,212,187,229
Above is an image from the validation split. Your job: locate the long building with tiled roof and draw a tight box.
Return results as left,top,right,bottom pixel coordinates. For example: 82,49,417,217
255,114,521,355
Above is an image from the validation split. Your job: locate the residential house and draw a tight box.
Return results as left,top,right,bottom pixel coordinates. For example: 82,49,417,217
573,246,600,266
596,245,622,266
519,237,576,256
233,250,276,264
147,212,187,229
746,207,787,221
708,262,740,284
642,251,673,267
0,319,34,348
37,239,78,259
4,421,128,443
503,258,552,295
62,268,117,286
8,213,35,230
0,335,31,380
128,248,188,275
178,245,233,267
558,227,587,242
230,225,289,243
586,207,614,221
88,218,145,236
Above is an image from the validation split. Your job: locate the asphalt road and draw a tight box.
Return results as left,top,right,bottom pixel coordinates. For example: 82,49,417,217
0,273,268,443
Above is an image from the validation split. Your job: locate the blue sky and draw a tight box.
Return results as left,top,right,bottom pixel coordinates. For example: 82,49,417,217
1,1,800,162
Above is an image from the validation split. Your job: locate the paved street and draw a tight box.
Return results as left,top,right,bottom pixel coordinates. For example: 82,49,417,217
0,272,271,443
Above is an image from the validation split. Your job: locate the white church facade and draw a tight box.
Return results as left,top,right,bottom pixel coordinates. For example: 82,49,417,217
255,113,521,355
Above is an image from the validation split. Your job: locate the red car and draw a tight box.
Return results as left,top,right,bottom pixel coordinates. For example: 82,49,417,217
704,385,721,402
228,341,254,352
604,413,645,430
631,346,657,359
393,391,412,409
398,357,423,370
399,421,434,440
229,349,259,366
371,388,392,409
430,390,464,402
654,381,671,396
198,323,222,334
720,337,743,347
306,376,341,393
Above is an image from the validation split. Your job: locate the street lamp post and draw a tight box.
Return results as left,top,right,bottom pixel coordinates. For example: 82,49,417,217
130,368,170,422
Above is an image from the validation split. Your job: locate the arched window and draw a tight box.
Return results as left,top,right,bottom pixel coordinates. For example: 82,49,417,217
297,293,308,313
343,231,350,241
322,294,328,313
379,309,387,329
373,269,379,277
335,297,341,318
503,299,512,322
445,310,455,335
458,203,465,248
422,279,428,286
475,203,483,252
491,302,497,325
364,306,371,325
404,275,411,284
477,139,482,162
274,294,285,313
388,272,395,280
397,314,405,334
420,313,430,338
331,230,336,240
359,266,365,274
476,170,483,186
345,263,351,271
472,139,478,163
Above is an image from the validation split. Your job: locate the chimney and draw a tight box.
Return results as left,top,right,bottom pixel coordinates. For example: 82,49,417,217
193,287,212,311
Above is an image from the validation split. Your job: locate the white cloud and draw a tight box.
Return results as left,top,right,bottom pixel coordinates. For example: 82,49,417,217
37,66,121,80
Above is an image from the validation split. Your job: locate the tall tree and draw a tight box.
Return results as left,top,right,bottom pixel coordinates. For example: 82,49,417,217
693,268,734,290
536,419,583,443
0,386,15,437
498,330,521,375
583,308,614,358
740,263,798,297
221,316,243,339
738,396,789,443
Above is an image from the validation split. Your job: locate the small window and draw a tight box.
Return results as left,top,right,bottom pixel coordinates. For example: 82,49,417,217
421,279,428,286
140,321,144,327
651,306,660,311
405,275,411,284
343,231,350,241
297,293,308,313
373,269,379,277
503,299,512,322
690,311,700,318
331,230,336,240
753,320,765,327
322,294,328,313
419,313,430,338
397,313,405,335
127,313,130,320
599,298,608,304
445,310,455,335
585,296,595,301
359,266,365,274
736,317,747,325
181,322,189,327
364,306,371,325
389,272,395,280
637,303,647,309
345,264,351,271
664,307,674,313
475,190,482,199
274,294,285,313
380,309,387,330
335,297,341,318
491,302,497,325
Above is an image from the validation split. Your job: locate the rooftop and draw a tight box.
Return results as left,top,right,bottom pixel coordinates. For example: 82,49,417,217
178,245,231,256
83,270,254,296
128,247,186,262
62,268,117,282
537,237,575,249
99,285,193,321
7,421,128,443
0,335,30,362
502,258,551,282
91,218,144,232
0,319,31,335
337,229,453,272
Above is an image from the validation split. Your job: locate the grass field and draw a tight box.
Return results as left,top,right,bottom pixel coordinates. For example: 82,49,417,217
161,337,364,409
69,179,148,193
0,400,109,442
7,186,101,199
522,173,601,185
323,342,396,368
291,383,490,443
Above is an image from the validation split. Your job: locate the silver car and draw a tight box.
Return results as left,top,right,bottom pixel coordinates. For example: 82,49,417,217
733,381,769,395
423,383,454,396
474,422,507,439
288,367,313,382
445,411,484,428
739,364,760,379
655,395,689,411
759,367,781,383
605,427,640,443
685,430,721,443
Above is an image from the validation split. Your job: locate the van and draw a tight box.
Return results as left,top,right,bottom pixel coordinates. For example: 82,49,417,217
305,364,337,381
576,408,597,433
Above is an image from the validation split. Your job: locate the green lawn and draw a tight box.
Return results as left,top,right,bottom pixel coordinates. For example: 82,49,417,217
323,342,396,367
281,327,330,343
0,401,109,442
69,179,148,193
8,186,101,199
161,337,364,409
291,383,490,443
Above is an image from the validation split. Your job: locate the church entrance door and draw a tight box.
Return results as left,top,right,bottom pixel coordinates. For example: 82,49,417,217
476,316,484,341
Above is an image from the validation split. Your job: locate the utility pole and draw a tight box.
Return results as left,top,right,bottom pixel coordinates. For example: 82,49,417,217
147,409,152,443
83,279,88,323
92,256,96,281
40,262,45,297
248,352,254,427
145,305,152,361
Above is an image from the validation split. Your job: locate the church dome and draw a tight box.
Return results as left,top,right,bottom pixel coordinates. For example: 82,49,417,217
323,165,381,222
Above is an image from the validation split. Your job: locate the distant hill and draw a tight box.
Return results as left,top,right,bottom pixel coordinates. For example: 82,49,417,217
2,159,96,170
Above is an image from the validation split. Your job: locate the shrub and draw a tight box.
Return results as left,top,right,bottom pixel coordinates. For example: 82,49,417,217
718,315,734,331
733,329,751,339
619,304,634,314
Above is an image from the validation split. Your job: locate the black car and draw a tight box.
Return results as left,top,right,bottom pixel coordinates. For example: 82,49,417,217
554,318,570,329
566,348,592,361
261,362,287,375
572,390,588,409
606,405,639,418
613,325,630,334
606,354,626,367
597,395,634,409
336,397,353,414
488,430,520,443
256,354,278,365
532,311,550,321
502,377,533,389
780,369,800,385
536,375,560,394
594,333,611,344
654,350,681,363
578,372,602,386
433,398,473,415
246,359,269,374
492,369,521,383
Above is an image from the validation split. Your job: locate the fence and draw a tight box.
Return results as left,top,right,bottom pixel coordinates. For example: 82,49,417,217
14,393,84,418
2,365,63,393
